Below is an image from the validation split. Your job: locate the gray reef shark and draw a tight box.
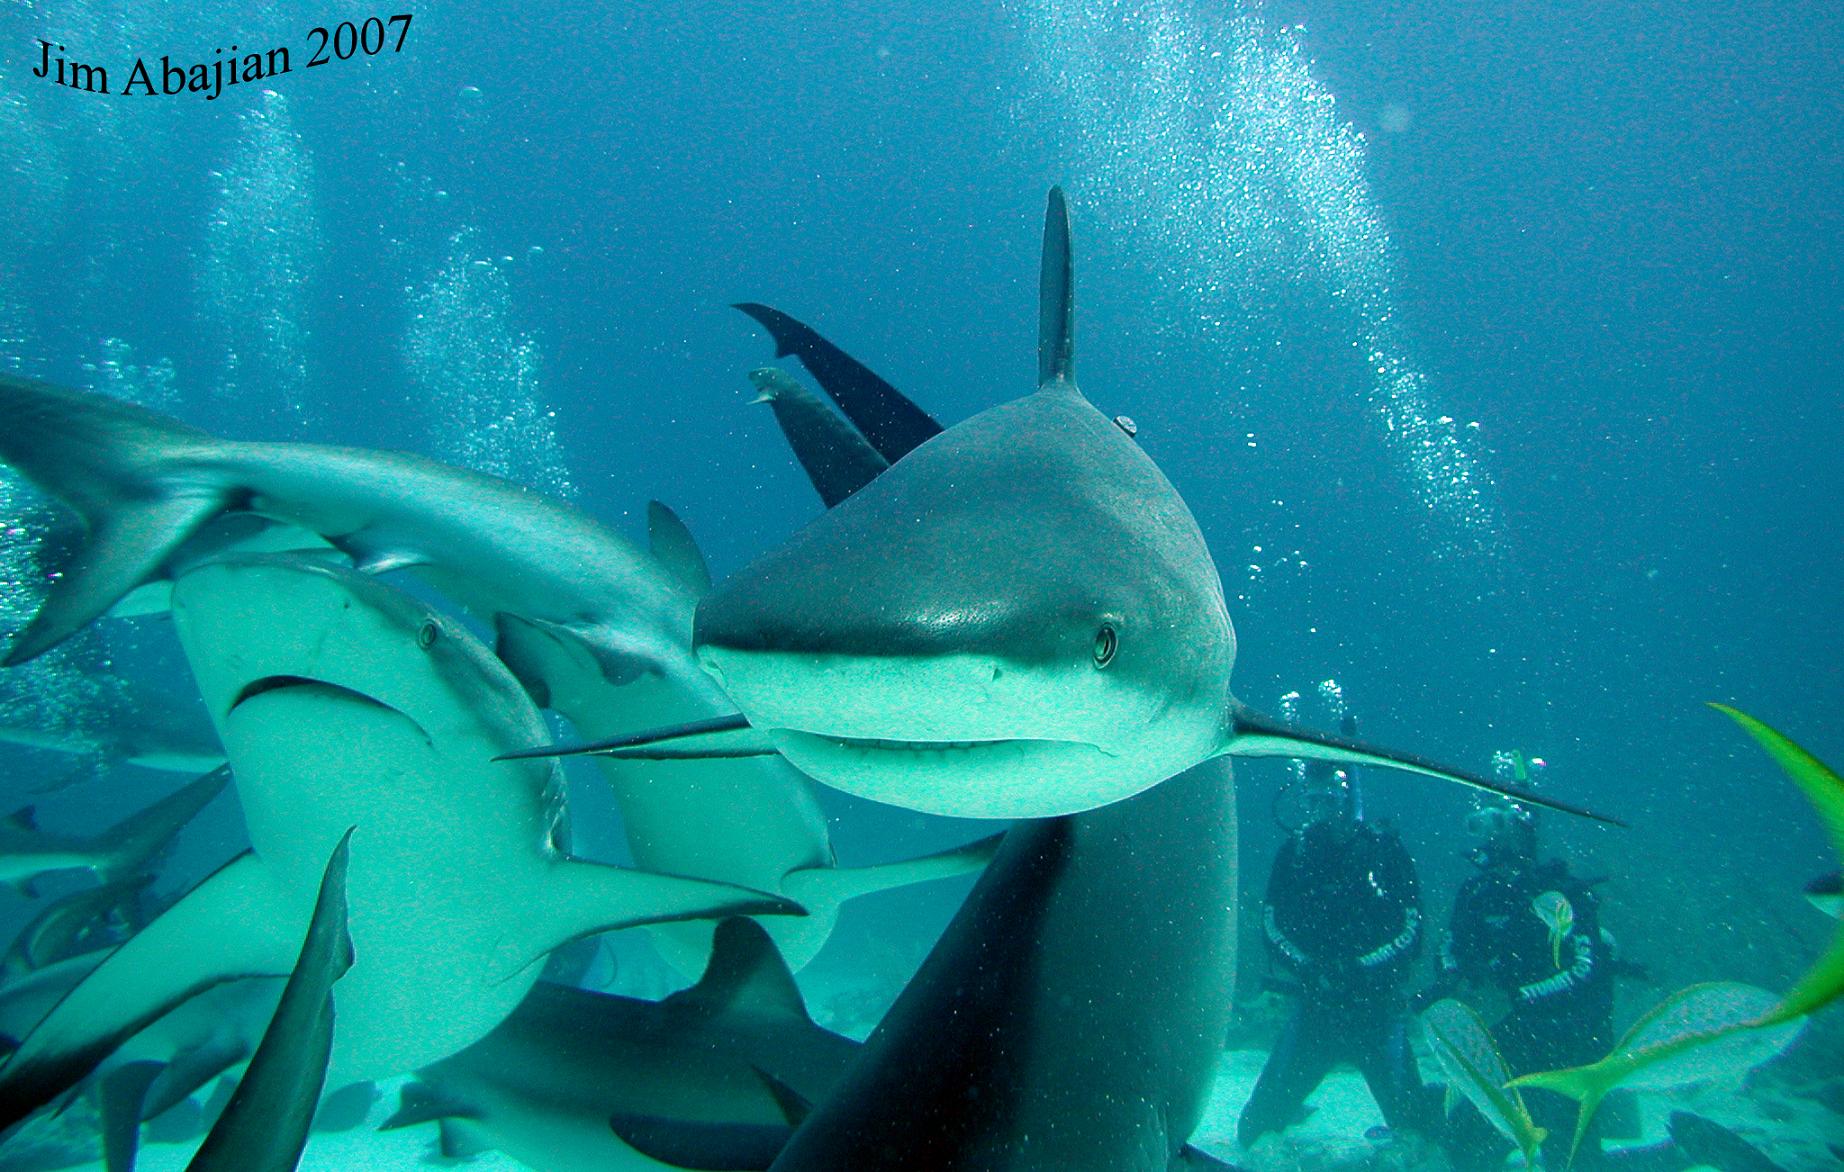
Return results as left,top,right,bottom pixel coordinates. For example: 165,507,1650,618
0,673,224,779
765,758,1239,1171
0,554,797,1132
540,189,1617,828
0,766,228,895
385,917,859,1172
0,374,997,976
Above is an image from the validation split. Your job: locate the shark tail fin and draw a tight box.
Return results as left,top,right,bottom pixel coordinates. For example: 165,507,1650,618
0,375,226,665
1222,703,1626,826
98,765,232,883
783,832,1004,912
1038,186,1076,388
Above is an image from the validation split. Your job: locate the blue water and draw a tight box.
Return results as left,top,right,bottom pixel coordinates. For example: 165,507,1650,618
0,1,1838,1167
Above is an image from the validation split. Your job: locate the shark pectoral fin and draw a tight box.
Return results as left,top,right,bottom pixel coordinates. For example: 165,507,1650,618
310,1081,378,1133
1222,704,1627,827
186,828,356,1172
663,918,809,1025
648,500,713,595
7,492,225,667
99,1060,165,1172
495,713,776,763
606,1112,793,1171
782,832,1006,913
0,852,294,1133
514,863,806,977
142,1035,253,1120
99,765,232,882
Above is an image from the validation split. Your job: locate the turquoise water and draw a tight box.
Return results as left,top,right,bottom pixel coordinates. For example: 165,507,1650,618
0,2,1838,1169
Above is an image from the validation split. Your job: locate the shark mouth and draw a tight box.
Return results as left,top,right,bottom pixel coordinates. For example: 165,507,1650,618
229,675,430,742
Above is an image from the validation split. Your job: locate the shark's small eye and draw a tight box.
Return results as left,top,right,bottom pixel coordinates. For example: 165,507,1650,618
416,620,441,650
1092,624,1118,668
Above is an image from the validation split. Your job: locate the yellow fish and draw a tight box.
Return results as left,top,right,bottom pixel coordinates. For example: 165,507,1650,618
1532,890,1574,970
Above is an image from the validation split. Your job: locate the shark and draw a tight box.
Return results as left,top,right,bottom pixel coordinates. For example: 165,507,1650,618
0,766,228,895
757,758,1240,1171
384,917,859,1172
0,554,799,1134
0,375,998,976
531,189,1617,827
0,873,155,980
186,827,353,1172
0,674,224,779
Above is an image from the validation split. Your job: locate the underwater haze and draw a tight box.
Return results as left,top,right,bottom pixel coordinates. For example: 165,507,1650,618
0,1,1839,1170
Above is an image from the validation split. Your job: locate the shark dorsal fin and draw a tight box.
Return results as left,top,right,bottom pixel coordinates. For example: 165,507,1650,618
1038,186,1076,389
647,501,712,596
666,916,810,1025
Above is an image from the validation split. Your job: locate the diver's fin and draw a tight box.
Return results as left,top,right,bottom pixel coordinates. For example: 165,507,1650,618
1038,186,1076,389
0,852,296,1133
732,302,941,462
648,501,713,596
748,366,889,507
186,829,355,1172
508,862,804,977
379,1081,477,1131
605,1111,793,1171
496,713,777,763
782,832,1005,912
100,1060,165,1172
1710,703,1844,1024
96,765,232,883
0,376,229,665
663,917,809,1025
1221,703,1626,826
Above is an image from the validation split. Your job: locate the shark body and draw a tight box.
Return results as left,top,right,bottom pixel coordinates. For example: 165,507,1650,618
0,767,227,894
768,759,1239,1171
0,555,796,1132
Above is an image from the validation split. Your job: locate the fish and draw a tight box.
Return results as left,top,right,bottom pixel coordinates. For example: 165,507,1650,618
1709,704,1844,1023
747,365,888,507
528,189,1618,827
385,917,859,1171
1531,889,1575,970
0,766,228,895
186,827,354,1172
1806,870,1842,919
1420,999,1546,1171
1508,981,1805,1164
0,373,994,976
764,758,1240,1171
0,554,799,1133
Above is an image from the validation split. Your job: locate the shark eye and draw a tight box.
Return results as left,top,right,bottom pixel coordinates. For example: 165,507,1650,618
416,620,442,650
1092,624,1118,668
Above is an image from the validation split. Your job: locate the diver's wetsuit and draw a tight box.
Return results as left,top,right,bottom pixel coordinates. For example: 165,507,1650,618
1438,859,1614,1168
1237,820,1432,1148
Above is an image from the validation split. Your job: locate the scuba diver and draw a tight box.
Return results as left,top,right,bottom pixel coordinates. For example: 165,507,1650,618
1237,684,1435,1151
1427,752,1619,1170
